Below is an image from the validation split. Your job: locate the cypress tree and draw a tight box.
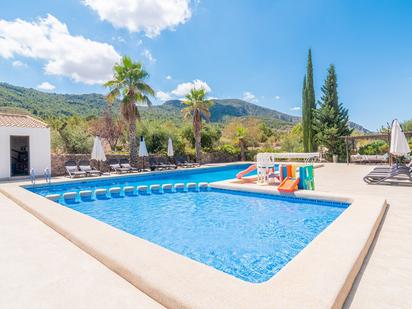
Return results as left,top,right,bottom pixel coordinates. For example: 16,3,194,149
302,75,308,151
313,64,352,160
302,49,316,152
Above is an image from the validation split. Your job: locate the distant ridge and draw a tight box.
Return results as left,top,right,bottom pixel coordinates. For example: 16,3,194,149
0,82,370,132
162,99,301,123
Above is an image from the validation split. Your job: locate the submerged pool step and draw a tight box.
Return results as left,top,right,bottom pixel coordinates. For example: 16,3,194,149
63,192,77,200
162,184,173,192
123,186,135,194
137,185,149,194
150,184,161,193
109,187,121,196
186,182,197,191
79,190,93,199
46,194,61,202
198,182,209,190
95,189,107,198
174,183,185,192
58,182,210,203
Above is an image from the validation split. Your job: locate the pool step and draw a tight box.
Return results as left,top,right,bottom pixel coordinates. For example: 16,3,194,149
63,192,77,200
95,189,107,198
137,185,149,194
109,187,121,196
123,186,135,194
59,182,210,203
198,182,209,190
162,184,173,192
186,182,197,191
174,183,185,192
46,194,61,202
79,190,93,199
150,184,161,193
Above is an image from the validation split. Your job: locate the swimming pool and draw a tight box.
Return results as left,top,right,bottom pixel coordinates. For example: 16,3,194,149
26,164,348,283
28,163,253,196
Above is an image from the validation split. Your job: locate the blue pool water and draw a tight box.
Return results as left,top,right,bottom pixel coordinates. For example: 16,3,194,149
28,164,253,196
27,164,348,283
62,189,347,283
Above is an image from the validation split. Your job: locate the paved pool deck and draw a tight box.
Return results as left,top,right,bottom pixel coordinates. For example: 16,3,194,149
0,193,164,309
0,163,410,308
313,164,412,309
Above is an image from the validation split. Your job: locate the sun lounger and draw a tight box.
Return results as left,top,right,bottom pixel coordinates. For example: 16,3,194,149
175,156,200,168
108,159,130,174
65,161,86,178
363,165,412,186
78,160,101,177
119,158,139,172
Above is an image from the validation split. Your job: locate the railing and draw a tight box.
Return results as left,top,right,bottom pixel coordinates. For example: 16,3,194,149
44,168,51,184
30,168,36,185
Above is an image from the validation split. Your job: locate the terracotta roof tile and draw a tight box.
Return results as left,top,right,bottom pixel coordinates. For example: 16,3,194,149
0,113,48,128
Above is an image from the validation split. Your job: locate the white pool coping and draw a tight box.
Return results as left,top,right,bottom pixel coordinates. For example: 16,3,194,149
0,168,386,308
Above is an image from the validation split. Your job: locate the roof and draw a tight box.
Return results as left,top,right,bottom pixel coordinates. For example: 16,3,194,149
0,113,49,128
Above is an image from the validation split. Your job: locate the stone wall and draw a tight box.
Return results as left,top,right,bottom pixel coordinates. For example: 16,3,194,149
201,152,239,164
52,154,132,176
52,152,240,176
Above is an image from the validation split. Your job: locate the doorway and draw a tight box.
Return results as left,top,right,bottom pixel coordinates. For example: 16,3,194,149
10,136,30,177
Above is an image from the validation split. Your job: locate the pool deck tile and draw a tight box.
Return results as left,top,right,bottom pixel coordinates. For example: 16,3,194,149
0,193,164,309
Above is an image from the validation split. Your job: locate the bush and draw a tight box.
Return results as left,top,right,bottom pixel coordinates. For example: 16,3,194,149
358,140,388,155
218,144,239,156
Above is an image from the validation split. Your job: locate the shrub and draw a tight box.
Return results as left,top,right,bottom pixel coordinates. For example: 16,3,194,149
218,144,239,156
358,140,388,155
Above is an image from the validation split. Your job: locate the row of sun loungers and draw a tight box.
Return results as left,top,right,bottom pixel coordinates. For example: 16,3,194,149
65,160,102,178
363,162,412,186
65,157,201,178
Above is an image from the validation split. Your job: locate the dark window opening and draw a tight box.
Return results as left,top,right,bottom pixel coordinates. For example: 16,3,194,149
10,136,30,177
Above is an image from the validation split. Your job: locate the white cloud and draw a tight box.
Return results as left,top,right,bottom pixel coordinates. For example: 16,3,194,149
291,106,301,111
83,0,192,38
142,49,156,63
156,91,172,102
275,95,281,100
171,79,211,97
12,60,27,68
37,81,55,91
137,39,143,46
242,91,258,103
157,79,211,102
0,15,121,85
166,75,172,80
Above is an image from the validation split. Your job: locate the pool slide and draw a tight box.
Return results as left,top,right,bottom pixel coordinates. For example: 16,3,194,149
278,177,300,193
236,164,257,179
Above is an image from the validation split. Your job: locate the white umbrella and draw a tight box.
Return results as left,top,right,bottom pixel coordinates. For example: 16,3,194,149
138,136,148,157
91,136,106,161
167,137,174,157
139,136,148,170
390,119,410,157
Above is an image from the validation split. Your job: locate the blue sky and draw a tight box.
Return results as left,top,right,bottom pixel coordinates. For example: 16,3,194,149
0,0,411,130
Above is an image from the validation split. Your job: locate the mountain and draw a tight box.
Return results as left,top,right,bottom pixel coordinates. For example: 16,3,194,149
161,99,300,123
0,82,370,132
0,82,108,117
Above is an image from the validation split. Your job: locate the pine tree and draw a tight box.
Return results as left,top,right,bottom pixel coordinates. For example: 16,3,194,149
313,65,352,161
302,49,316,152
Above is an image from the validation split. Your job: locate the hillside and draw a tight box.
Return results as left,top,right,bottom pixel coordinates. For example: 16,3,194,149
0,82,369,132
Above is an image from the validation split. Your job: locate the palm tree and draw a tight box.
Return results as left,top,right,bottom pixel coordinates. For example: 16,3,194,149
104,56,155,165
235,126,248,161
182,88,213,162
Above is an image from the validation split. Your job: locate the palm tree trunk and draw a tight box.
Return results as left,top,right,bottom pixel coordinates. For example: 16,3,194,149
129,117,138,166
194,127,202,163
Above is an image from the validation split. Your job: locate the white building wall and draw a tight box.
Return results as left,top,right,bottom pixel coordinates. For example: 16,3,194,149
0,127,51,179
